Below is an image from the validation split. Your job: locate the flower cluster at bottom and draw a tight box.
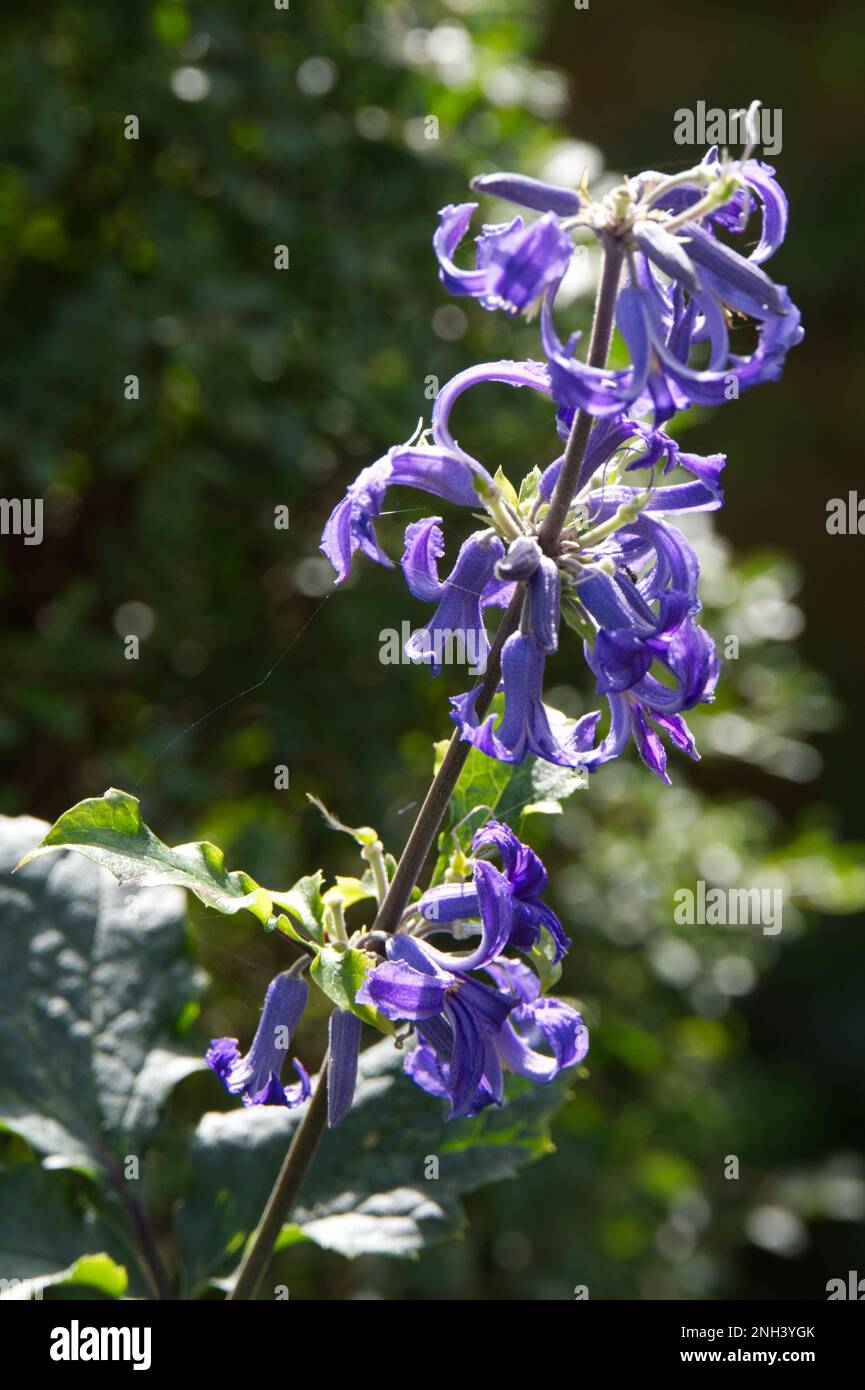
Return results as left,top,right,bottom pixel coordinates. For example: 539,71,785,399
205,820,587,1124
359,820,587,1120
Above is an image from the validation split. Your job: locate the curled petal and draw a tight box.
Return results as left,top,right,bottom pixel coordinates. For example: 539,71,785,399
321,442,488,583
405,530,503,677
432,359,551,456
401,517,445,603
497,997,589,1082
421,860,515,973
472,820,547,900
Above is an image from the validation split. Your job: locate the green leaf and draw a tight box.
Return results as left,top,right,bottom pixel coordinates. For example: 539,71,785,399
432,731,514,883
177,1038,570,1282
0,814,205,1175
310,946,393,1034
502,705,589,821
18,788,272,925
518,464,542,509
270,871,325,944
0,1252,129,1302
323,872,376,910
529,926,563,993
0,1165,131,1299
493,465,520,512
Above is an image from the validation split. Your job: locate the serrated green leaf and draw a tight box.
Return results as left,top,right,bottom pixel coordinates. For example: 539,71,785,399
18,788,272,924
177,1038,570,1280
310,946,393,1034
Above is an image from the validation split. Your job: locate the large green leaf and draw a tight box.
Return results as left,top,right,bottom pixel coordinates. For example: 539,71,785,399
0,1165,130,1299
177,1037,570,1287
0,814,205,1175
18,788,273,925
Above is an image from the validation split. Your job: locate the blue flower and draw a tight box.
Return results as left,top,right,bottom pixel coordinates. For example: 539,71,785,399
206,974,310,1109
569,688,706,786
369,940,588,1118
327,1009,362,1128
451,631,582,768
434,203,574,315
321,440,489,584
359,866,587,1119
541,263,802,424
402,522,505,676
482,958,588,1082
417,819,571,959
358,932,514,1119
468,148,802,424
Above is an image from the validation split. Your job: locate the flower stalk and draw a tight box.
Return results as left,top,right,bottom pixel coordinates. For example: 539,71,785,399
225,237,624,1300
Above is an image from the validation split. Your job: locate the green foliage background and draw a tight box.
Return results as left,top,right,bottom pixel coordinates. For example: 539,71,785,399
1,0,863,1299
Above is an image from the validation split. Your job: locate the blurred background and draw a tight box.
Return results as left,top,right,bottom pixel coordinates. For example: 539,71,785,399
1,0,864,1298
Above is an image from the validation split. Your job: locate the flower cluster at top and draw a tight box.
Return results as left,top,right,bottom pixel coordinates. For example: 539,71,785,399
321,126,802,785
206,818,588,1121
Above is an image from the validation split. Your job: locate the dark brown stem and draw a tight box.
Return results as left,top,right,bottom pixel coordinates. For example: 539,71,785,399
227,1050,330,1301
105,1156,175,1301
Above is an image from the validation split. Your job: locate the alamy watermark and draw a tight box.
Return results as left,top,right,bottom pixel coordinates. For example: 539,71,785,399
49,1320,151,1370
0,497,43,545
673,102,782,157
673,881,783,935
379,622,487,675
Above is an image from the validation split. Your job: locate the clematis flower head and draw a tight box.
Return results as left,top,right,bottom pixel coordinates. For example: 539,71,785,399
358,933,514,1118
451,631,582,769
321,440,491,584
434,203,574,316
359,921,587,1119
206,973,310,1109
402,522,505,676
417,819,571,960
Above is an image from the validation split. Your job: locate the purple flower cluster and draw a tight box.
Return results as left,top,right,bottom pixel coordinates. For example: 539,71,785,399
321,134,802,786
358,821,587,1118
